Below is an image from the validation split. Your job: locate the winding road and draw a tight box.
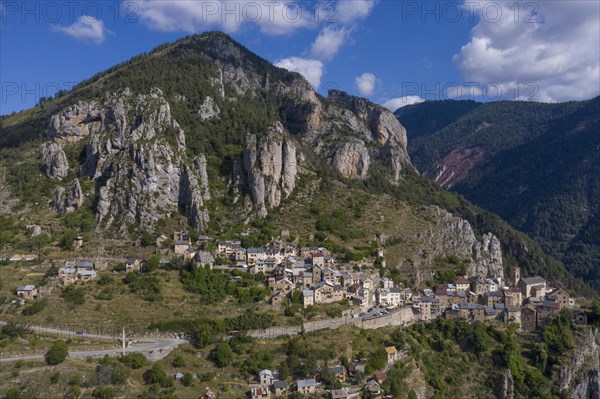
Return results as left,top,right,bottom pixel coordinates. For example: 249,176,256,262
0,321,188,363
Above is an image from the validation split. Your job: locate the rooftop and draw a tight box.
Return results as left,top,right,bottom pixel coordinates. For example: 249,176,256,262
521,276,546,285
297,379,317,388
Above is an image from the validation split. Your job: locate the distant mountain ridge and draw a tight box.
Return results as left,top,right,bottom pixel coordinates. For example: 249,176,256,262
396,97,600,288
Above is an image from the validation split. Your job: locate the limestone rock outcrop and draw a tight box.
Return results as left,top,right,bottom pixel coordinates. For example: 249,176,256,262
242,122,297,217
41,88,210,231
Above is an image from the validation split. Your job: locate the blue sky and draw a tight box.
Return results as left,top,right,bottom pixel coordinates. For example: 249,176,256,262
1,0,599,115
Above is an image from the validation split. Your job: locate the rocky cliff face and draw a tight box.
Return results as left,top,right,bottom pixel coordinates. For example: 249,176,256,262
496,369,515,399
41,88,210,232
51,178,84,213
241,122,297,217
324,90,411,181
557,327,600,399
393,206,504,282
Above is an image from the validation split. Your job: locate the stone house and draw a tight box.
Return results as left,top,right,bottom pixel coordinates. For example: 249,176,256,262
380,277,394,289
174,240,191,255
518,276,546,298
16,285,38,300
297,379,317,394
385,346,398,364
363,380,381,397
376,287,401,307
125,258,142,272
274,381,288,396
503,288,523,307
521,306,537,331
75,261,94,272
74,236,84,249
274,278,294,294
58,267,78,286
79,270,97,281
250,386,270,399
453,276,471,292
504,307,522,326
217,240,241,255
156,234,168,247
572,311,587,326
259,369,275,386
536,302,561,327
184,247,196,261
546,288,572,309
329,366,347,383
303,290,315,308
195,251,215,268
483,291,503,306
373,372,387,384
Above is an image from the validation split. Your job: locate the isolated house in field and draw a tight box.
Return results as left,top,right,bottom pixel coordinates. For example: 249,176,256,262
16,285,38,300
385,346,398,364
74,236,84,249
125,258,141,272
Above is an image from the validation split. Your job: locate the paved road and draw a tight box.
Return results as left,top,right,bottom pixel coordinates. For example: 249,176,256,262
0,321,187,363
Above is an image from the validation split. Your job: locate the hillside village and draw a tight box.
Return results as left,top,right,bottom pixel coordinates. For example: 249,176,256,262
15,230,583,332
10,229,588,398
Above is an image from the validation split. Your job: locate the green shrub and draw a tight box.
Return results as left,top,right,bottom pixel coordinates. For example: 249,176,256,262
22,299,47,316
143,363,173,387
119,352,147,369
171,355,185,368
96,356,129,385
47,340,69,365
211,342,233,367
181,372,193,387
61,285,85,305
92,386,116,399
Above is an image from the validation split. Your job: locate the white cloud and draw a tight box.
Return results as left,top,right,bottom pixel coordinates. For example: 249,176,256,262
311,26,348,61
334,0,378,24
275,57,323,88
130,0,316,35
355,72,376,96
382,96,424,111
52,16,107,44
453,1,600,102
